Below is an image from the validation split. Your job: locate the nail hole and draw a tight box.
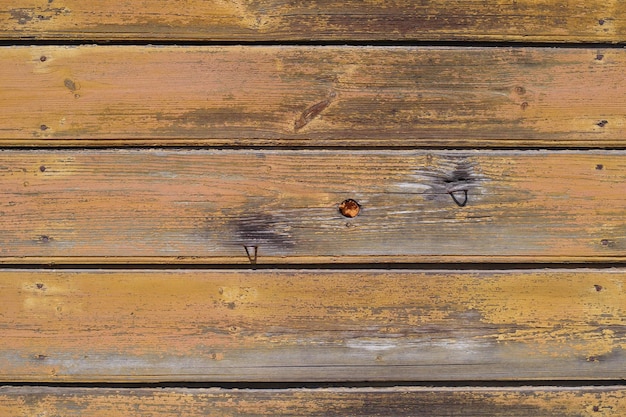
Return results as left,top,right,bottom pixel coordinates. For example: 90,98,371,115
593,405,600,412
449,190,468,207
40,56,47,62
598,19,605,25
39,235,51,243
39,165,46,172
40,124,48,131
594,285,603,292
600,239,614,247
339,199,360,218
596,54,604,61
596,120,608,128
36,283,45,290
596,164,603,170
520,102,529,110
514,86,526,94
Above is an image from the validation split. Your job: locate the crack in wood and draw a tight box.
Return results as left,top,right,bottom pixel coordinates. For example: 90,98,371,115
294,92,336,131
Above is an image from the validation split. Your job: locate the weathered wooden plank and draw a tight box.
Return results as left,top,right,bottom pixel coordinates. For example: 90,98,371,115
1,386,625,416
1,0,625,43
1,269,625,382
1,46,624,147
0,150,624,263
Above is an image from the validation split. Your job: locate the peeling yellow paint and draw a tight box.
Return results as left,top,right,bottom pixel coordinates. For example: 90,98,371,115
0,387,625,416
1,269,624,381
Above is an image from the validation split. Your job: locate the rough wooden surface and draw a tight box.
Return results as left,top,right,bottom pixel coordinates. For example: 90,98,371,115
1,46,624,147
0,150,624,264
2,0,624,42
1,269,624,382
4,0,625,412
1,386,625,416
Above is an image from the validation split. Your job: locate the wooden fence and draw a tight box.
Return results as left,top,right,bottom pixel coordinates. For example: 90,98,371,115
1,1,625,415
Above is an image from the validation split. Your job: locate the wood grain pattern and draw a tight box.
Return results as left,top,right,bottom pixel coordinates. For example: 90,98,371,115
1,46,624,147
1,386,625,416
2,0,624,42
1,269,625,382
4,0,624,408
0,150,624,264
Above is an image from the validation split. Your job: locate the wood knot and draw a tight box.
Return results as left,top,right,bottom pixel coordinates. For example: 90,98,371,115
339,199,360,218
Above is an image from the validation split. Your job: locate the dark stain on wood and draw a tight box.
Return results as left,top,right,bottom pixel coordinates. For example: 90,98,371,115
417,156,484,205
9,6,69,24
9,9,33,25
207,213,296,253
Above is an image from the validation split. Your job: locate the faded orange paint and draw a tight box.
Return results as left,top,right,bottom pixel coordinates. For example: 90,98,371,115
0,47,625,146
0,151,625,263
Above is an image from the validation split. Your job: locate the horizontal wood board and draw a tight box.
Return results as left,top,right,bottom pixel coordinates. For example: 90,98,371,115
0,150,625,263
1,0,624,42
0,46,624,147
1,269,625,382
1,386,625,416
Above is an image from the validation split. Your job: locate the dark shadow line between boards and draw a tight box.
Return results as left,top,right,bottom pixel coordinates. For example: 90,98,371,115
1,39,626,48
1,380,625,390
1,262,626,271
6,145,626,151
